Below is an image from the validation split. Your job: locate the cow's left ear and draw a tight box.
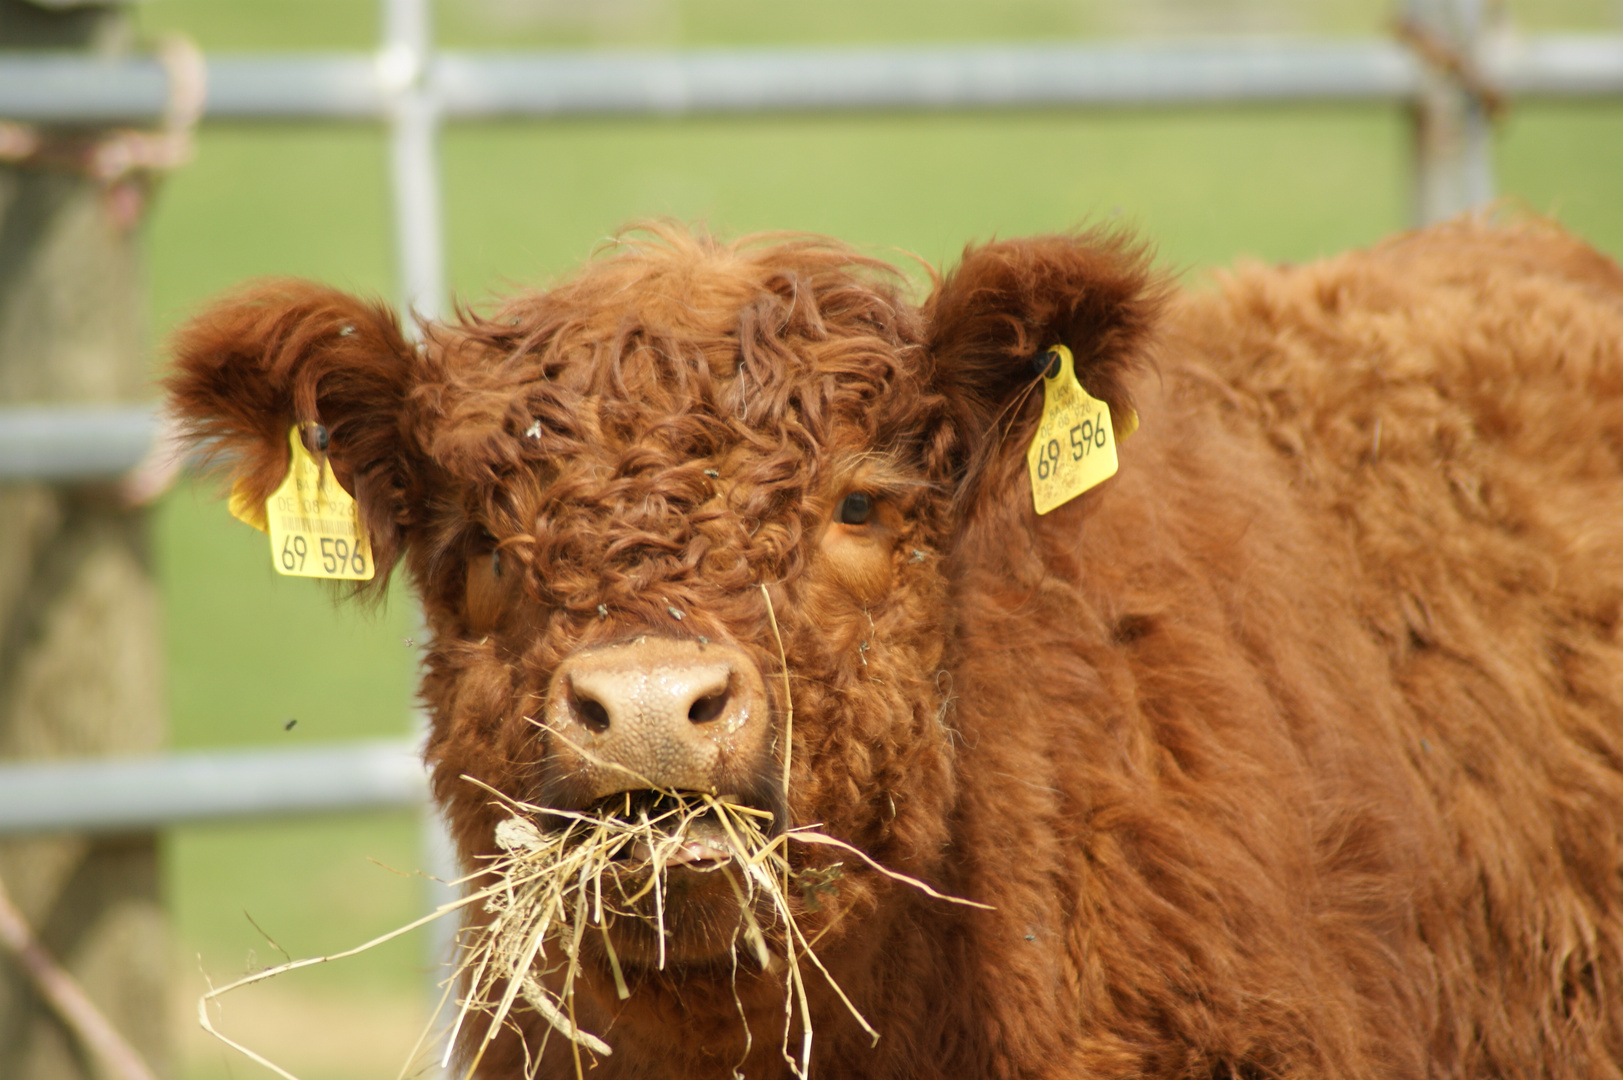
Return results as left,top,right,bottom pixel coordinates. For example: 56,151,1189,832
921,228,1167,494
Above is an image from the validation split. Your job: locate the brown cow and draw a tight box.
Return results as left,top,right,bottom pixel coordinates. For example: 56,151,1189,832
168,217,1623,1080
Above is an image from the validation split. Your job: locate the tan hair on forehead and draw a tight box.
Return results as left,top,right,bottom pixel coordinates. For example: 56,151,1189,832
483,224,912,346
418,233,930,484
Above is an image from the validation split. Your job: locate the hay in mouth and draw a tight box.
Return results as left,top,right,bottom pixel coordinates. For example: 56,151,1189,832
572,788,747,871
195,779,986,1080
450,779,863,1080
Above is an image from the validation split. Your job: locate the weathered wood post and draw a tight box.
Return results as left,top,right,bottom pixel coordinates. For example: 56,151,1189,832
0,1,170,1075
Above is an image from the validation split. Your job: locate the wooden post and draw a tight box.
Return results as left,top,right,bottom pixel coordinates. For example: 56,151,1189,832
1404,0,1498,226
0,2,169,1077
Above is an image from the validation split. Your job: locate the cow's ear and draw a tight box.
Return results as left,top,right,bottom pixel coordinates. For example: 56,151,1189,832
921,228,1167,497
165,279,426,591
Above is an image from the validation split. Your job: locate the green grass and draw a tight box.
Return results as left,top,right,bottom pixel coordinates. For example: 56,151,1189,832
157,462,426,1075
130,3,1623,1076
1498,103,1623,247
146,125,395,350
157,482,415,751
438,105,1410,301
134,0,1623,50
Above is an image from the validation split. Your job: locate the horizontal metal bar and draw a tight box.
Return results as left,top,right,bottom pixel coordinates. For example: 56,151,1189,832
2,36,1620,126
0,54,386,125
0,404,158,482
0,739,429,835
431,40,1422,117
0,54,170,125
1492,34,1623,98
206,54,389,119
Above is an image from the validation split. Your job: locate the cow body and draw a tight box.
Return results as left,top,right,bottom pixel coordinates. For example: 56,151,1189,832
169,218,1623,1080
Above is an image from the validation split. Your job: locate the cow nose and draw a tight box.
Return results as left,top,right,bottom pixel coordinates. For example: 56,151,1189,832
541,637,771,801
566,662,733,736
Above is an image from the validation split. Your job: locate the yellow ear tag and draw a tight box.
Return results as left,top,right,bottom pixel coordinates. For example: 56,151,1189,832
1026,344,1124,515
228,478,269,533
259,426,375,580
1118,403,1139,440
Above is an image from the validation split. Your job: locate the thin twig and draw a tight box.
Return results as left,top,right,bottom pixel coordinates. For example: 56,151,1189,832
199,892,484,1080
0,868,160,1080
786,831,992,909
759,582,797,925
243,909,292,964
760,583,794,813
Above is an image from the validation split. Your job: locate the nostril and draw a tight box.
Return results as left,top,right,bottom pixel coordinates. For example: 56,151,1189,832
688,690,728,725
575,694,611,734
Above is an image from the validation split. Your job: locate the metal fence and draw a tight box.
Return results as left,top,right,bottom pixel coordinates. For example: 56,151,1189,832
1,0,1620,1066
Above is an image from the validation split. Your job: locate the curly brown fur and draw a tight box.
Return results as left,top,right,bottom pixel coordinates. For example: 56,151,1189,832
168,217,1623,1080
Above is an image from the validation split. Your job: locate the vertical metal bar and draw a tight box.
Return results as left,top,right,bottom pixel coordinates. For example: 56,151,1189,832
418,707,463,1078
1452,0,1496,215
381,0,456,1073
383,0,446,328
1406,0,1496,225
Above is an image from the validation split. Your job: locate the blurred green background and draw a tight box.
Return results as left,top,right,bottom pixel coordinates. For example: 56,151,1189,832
133,0,1623,1076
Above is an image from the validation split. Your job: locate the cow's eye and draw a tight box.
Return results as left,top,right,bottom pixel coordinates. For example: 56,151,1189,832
836,492,873,526
467,528,518,634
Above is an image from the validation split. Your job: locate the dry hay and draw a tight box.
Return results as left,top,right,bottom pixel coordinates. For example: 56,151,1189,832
198,781,984,1080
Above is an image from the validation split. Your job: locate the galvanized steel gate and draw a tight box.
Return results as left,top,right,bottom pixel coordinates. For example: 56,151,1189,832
0,0,1620,1067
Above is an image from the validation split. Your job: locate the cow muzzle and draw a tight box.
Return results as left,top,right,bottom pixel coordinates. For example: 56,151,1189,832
537,636,779,823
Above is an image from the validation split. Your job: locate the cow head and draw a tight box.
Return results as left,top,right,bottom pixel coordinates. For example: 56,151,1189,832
167,223,1161,1055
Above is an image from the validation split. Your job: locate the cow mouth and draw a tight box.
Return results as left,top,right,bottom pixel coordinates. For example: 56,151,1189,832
483,784,792,972
553,788,787,969
584,788,751,873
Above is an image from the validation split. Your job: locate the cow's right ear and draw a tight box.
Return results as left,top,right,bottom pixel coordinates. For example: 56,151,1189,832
165,279,426,591
920,228,1167,502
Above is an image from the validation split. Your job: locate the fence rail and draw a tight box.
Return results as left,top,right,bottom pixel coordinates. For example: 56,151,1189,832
0,405,159,481
4,35,1623,127
0,739,426,836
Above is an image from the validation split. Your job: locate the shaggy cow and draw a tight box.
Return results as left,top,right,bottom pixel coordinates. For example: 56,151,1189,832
169,218,1623,1080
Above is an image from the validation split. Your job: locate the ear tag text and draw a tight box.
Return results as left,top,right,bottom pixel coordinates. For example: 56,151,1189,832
238,426,375,580
1026,344,1125,515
